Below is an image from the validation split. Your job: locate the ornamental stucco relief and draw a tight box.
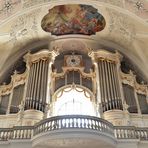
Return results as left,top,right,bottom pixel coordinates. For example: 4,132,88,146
125,0,148,19
9,9,39,43
0,0,21,21
107,8,136,47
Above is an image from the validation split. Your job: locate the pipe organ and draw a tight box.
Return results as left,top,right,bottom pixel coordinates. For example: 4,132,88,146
0,49,147,123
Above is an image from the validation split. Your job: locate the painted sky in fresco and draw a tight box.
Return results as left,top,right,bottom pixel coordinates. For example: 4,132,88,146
41,4,106,35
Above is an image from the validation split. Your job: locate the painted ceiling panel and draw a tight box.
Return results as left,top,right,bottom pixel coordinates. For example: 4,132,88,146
41,4,105,35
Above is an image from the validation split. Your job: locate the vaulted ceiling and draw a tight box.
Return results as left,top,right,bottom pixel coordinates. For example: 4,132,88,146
0,0,148,82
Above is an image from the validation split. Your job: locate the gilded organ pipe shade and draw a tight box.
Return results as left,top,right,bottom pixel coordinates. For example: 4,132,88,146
25,59,49,112
97,59,123,112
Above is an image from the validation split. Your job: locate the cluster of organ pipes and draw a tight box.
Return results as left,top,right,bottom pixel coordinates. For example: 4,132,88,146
97,59,123,112
10,84,25,113
25,59,49,112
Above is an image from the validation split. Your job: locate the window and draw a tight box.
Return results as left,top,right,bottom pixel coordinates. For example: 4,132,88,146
52,86,96,116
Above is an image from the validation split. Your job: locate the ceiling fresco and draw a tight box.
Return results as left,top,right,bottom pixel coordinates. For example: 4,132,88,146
41,4,106,35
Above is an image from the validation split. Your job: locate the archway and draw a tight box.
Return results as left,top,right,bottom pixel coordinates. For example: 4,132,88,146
52,85,97,116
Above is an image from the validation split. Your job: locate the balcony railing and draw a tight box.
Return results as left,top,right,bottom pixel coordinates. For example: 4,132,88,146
34,115,114,136
0,115,147,141
0,126,33,141
115,126,148,140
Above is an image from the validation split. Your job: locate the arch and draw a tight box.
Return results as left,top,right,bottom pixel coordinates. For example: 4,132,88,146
50,84,97,116
52,84,95,102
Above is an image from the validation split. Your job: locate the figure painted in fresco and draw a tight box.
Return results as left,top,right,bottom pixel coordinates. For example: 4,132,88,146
41,4,106,35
